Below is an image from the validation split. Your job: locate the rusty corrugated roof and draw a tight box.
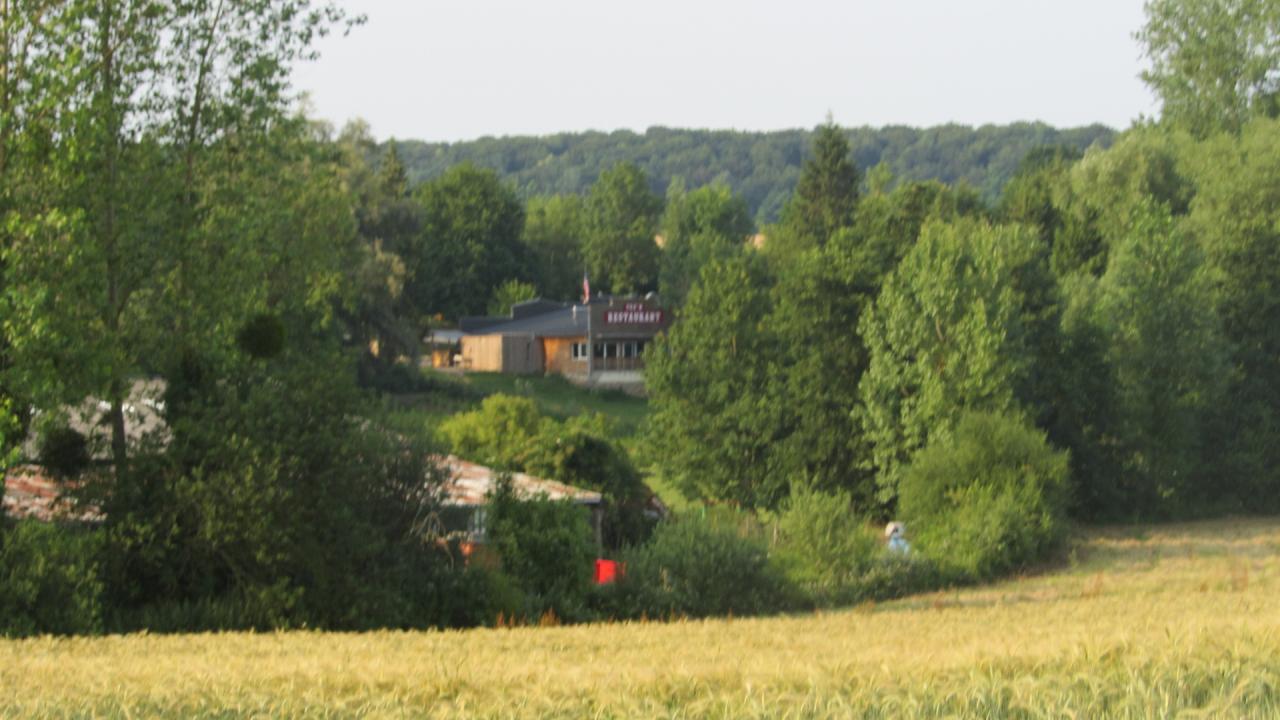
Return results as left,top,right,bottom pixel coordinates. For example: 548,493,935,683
5,455,602,524
2,465,103,523
440,455,602,507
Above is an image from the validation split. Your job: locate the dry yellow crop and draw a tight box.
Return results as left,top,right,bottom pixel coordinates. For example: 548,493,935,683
3,517,1279,718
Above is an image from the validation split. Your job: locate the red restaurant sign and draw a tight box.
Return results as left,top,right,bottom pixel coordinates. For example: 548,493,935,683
604,302,663,325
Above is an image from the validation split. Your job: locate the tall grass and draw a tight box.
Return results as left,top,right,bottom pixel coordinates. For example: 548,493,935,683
3,517,1278,718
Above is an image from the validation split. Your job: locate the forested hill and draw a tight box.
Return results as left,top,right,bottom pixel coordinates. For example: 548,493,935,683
389,122,1115,222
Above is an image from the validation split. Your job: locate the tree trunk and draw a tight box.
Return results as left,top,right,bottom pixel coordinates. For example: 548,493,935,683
109,393,127,473
99,0,128,475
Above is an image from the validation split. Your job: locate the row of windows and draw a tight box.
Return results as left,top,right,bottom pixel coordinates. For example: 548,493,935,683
571,340,648,360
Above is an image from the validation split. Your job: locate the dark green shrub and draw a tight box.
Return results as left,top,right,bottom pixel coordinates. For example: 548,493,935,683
38,426,90,479
610,513,792,619
1,394,27,468
0,521,105,636
99,351,462,633
443,400,653,551
484,477,596,620
357,359,446,395
524,417,654,550
854,554,946,602
236,312,286,359
898,410,1071,581
773,486,882,604
111,588,298,634
448,566,527,627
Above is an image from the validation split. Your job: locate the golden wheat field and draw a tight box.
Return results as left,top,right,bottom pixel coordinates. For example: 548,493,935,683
3,517,1279,719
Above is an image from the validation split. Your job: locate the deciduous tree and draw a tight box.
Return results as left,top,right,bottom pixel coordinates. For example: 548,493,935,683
409,163,527,321
1139,0,1280,136
859,220,1049,503
522,194,587,302
583,162,662,295
658,181,753,306
1180,118,1280,507
645,253,788,508
1094,202,1225,515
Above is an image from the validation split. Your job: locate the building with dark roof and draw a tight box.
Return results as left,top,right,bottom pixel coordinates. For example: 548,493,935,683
458,295,668,391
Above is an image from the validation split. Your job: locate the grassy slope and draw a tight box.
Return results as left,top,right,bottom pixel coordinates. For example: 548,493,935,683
457,372,650,437
5,516,1279,718
388,370,649,437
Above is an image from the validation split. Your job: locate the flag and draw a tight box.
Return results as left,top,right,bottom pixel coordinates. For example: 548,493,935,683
582,271,590,304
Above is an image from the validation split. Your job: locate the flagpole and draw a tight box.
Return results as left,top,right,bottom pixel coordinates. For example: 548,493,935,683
584,270,593,379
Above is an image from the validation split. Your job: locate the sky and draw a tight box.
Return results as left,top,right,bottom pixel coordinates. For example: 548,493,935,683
291,0,1158,143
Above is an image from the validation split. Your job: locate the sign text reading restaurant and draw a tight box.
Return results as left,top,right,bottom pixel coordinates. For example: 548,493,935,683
604,302,664,325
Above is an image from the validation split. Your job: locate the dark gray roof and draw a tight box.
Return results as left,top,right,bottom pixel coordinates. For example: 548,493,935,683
463,304,589,338
511,298,568,319
458,316,505,333
459,297,573,333
425,329,463,344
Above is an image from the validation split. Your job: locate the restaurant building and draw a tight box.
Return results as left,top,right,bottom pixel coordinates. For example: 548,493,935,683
458,295,668,391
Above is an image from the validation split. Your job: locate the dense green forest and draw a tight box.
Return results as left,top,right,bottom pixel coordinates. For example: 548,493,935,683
390,123,1116,222
4,0,1280,635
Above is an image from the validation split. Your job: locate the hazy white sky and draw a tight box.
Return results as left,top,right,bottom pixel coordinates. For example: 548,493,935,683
292,0,1157,143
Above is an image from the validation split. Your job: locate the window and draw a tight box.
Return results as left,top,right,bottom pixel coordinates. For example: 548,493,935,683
469,508,487,542
571,342,588,360
622,341,636,358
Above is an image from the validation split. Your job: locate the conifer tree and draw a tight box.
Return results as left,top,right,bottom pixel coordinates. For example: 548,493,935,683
771,121,861,259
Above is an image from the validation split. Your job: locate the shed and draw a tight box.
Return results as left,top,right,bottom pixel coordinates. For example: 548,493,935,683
439,455,605,553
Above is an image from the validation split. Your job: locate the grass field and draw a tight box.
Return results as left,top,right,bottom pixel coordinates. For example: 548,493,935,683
3,516,1278,718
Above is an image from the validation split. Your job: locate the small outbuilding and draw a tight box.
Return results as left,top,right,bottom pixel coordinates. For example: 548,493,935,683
438,455,605,552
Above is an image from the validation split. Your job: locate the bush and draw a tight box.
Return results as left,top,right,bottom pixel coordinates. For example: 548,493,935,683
439,394,545,470
484,477,597,621
444,400,653,551
608,512,792,619
38,425,90,479
236,312,286,359
773,486,882,604
0,521,105,636
358,359,470,396
99,351,463,633
898,410,1071,581
1,394,25,470
524,415,654,549
855,554,946,602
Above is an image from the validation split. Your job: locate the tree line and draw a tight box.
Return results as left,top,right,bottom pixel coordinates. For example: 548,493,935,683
387,123,1114,224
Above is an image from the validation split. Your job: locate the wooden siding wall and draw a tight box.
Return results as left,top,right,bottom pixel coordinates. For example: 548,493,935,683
462,335,544,374
462,335,503,371
502,335,544,374
543,336,585,376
